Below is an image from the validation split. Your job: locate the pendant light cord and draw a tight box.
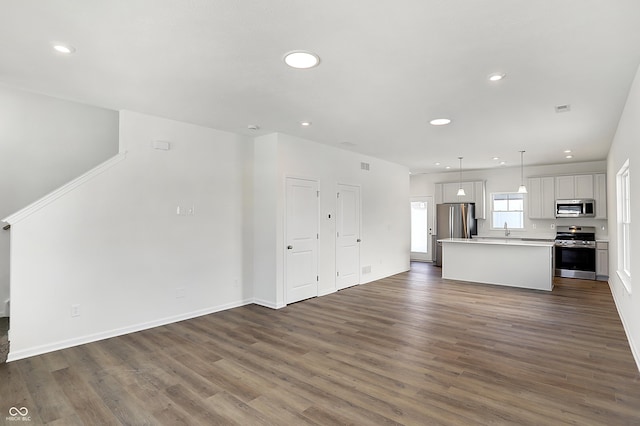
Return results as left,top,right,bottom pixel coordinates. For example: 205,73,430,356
518,150,528,193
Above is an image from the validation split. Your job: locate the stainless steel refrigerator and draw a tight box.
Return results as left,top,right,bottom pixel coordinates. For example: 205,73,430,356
434,203,477,266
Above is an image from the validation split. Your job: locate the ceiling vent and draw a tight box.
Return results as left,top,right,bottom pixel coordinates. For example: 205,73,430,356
555,104,571,113
360,162,370,171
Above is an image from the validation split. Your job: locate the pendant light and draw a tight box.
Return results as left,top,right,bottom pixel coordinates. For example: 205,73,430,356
517,150,527,193
457,157,466,196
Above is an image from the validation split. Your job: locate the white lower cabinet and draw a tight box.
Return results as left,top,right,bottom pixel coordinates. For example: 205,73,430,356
596,241,609,281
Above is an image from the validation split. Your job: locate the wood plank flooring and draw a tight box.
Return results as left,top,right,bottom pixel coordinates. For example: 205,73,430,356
2,262,640,425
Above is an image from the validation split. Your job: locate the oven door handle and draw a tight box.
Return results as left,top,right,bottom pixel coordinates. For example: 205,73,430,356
555,245,596,249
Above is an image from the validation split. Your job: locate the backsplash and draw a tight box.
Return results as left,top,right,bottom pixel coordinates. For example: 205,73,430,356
477,218,608,240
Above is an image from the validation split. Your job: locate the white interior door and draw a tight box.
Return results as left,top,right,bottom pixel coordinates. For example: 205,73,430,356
285,177,319,304
336,184,361,290
411,196,434,262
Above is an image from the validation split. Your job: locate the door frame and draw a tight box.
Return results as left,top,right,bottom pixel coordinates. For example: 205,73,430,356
410,196,434,262
283,175,321,305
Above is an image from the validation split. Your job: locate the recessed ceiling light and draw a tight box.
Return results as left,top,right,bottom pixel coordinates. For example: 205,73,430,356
566,155,573,159
435,162,441,166
488,72,506,82
445,166,451,169
492,157,499,160
247,124,260,131
430,118,451,126
564,149,572,153
284,51,320,69
500,161,506,165
300,121,312,127
52,43,76,54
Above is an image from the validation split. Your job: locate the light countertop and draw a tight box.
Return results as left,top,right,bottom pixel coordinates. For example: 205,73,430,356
438,238,555,247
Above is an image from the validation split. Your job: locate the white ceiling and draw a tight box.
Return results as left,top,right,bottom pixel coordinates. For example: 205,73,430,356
2,0,639,173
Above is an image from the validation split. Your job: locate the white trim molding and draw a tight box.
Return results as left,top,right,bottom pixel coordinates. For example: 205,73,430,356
6,298,253,362
2,152,127,225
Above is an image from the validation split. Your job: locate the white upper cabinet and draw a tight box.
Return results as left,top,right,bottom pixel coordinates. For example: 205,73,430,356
434,183,443,205
555,175,574,199
594,173,607,219
435,181,486,219
474,181,486,220
442,182,474,203
555,174,594,199
575,175,595,198
528,176,555,219
530,173,605,219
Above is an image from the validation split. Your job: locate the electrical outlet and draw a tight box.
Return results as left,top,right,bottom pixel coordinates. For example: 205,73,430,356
550,224,555,229
176,205,195,216
71,304,80,317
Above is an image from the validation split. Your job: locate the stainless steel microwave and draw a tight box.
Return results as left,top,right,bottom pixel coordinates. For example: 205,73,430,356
555,199,595,218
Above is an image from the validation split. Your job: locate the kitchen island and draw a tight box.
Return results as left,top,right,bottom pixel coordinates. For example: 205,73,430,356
439,238,555,291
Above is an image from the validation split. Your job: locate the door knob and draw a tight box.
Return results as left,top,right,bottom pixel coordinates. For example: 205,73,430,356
287,245,293,250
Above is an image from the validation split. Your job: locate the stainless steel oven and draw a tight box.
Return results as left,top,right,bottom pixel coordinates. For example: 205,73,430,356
554,226,596,280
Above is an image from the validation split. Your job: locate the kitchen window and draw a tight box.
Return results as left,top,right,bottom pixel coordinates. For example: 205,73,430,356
491,193,524,230
616,159,631,293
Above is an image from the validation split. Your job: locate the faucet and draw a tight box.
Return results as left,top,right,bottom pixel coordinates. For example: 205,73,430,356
504,222,510,237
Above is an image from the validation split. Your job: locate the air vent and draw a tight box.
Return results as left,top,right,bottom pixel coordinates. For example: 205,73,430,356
362,265,372,274
555,104,571,113
360,162,370,171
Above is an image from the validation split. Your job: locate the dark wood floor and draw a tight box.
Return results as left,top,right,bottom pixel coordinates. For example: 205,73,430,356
2,262,640,425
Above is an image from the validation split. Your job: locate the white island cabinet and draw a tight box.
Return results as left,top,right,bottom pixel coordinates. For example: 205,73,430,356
440,238,555,291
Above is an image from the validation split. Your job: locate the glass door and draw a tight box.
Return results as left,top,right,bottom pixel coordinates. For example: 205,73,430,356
410,196,433,262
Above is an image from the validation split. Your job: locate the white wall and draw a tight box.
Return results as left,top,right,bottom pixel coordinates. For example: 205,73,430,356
253,133,410,308
252,133,279,307
411,161,609,240
5,111,251,360
5,110,410,360
0,85,118,317
607,63,640,370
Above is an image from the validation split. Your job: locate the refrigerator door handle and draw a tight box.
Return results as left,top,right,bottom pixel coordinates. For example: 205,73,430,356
461,203,468,238
449,206,454,238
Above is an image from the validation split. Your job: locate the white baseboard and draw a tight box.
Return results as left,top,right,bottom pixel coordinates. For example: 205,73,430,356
0,299,8,317
318,288,336,297
608,280,640,372
252,298,285,309
7,298,253,362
